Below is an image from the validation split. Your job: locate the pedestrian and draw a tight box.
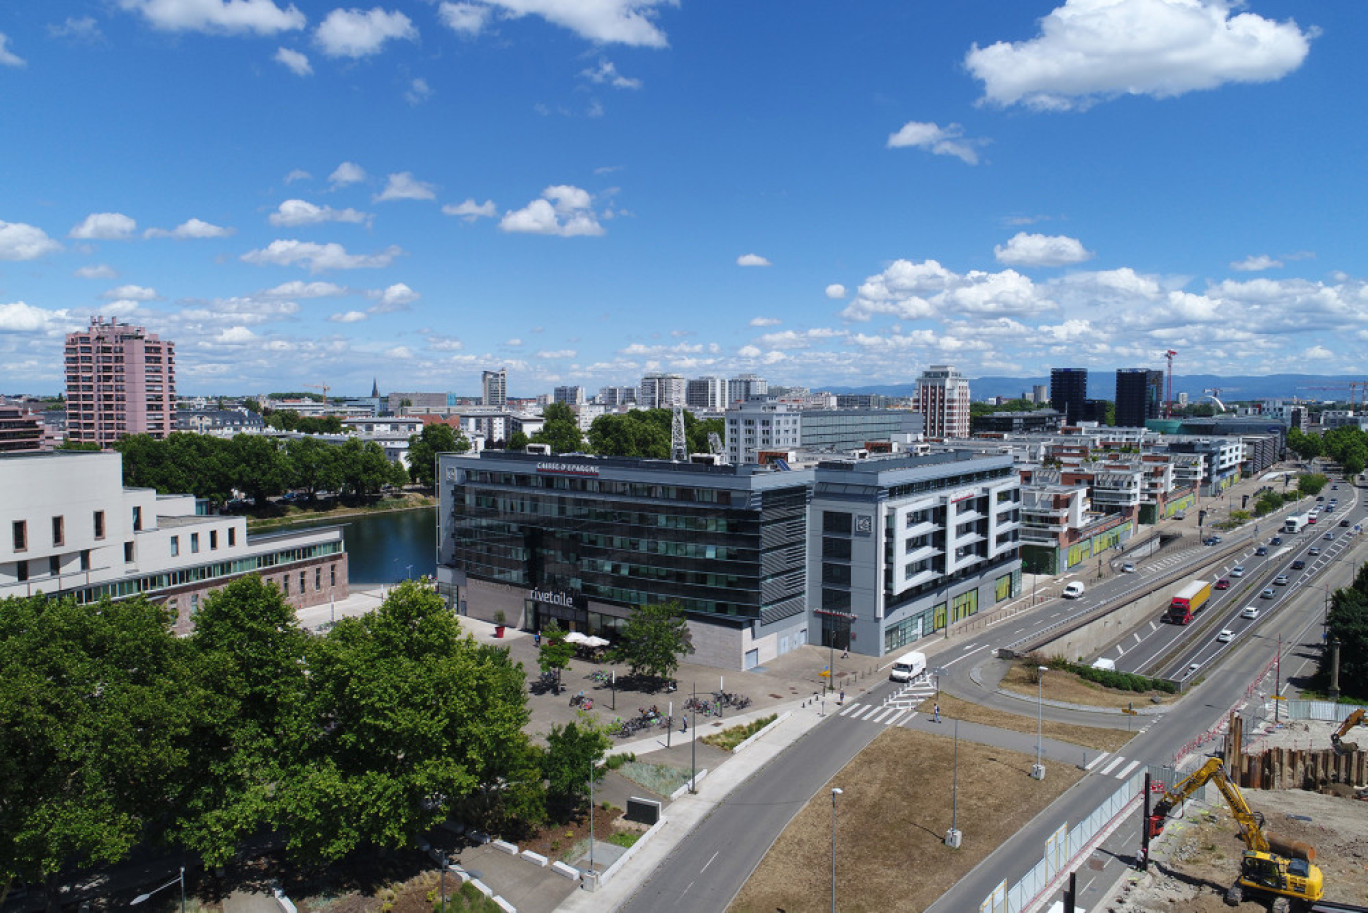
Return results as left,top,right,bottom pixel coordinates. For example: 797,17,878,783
841,647,849,659
933,702,941,723
839,689,845,704
534,631,541,647
682,714,688,733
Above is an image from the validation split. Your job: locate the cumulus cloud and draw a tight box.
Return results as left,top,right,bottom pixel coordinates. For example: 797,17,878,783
749,317,781,327
887,121,985,165
70,212,137,240
75,263,118,279
215,326,257,344
241,239,402,272
471,0,673,48
117,0,306,35
1231,253,1283,272
48,17,104,43
0,301,72,332
405,78,432,105
0,220,63,260
315,7,416,58
330,310,368,323
284,168,311,183
825,283,847,299
537,349,576,358
994,232,1094,267
144,218,234,239
368,282,419,312
375,172,437,202
842,258,1057,322
275,46,311,75
102,284,159,301
500,185,605,237
261,280,347,298
329,161,367,187
439,2,490,35
443,199,497,221
736,253,771,267
269,199,369,226
0,32,26,66
966,0,1315,111
580,58,642,89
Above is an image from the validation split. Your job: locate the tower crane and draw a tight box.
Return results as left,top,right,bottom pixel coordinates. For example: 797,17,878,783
304,382,331,401
1163,349,1177,418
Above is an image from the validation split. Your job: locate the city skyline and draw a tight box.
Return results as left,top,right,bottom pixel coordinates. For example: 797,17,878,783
2,1,1363,396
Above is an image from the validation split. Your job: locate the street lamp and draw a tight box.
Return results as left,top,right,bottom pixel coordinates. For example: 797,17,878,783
830,787,843,913
130,867,185,913
945,719,962,848
1031,665,1047,780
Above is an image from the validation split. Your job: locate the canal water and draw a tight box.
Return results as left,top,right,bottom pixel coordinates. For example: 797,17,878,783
288,507,436,585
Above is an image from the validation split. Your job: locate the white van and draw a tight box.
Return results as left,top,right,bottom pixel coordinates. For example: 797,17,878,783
1090,657,1116,671
1062,581,1086,599
889,650,927,682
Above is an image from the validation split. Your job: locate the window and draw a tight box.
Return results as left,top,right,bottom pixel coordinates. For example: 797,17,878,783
190,533,199,554
170,536,179,557
16,560,28,582
49,555,61,576
823,511,852,535
191,594,199,614
822,537,852,560
210,530,218,550
124,542,134,562
94,510,106,539
12,520,26,552
132,505,142,532
822,563,851,585
300,571,307,594
51,516,64,546
330,564,336,586
81,550,91,571
315,567,321,591
283,575,289,596
228,528,236,547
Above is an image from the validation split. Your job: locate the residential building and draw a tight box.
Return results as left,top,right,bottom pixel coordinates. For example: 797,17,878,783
724,402,803,464
0,451,348,633
553,386,586,406
639,373,686,409
727,373,768,405
835,394,887,410
176,409,266,435
64,317,176,447
1050,368,1088,426
598,386,638,408
912,364,971,439
686,376,727,412
482,369,507,408
0,406,45,452
724,402,923,465
388,392,449,414
1032,384,1048,404
971,409,1063,435
1115,368,1164,428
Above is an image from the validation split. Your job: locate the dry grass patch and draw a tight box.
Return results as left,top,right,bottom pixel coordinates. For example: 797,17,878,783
921,693,1137,753
728,726,1083,913
999,663,1180,708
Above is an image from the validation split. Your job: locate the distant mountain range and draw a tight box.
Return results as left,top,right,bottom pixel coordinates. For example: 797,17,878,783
826,374,1365,403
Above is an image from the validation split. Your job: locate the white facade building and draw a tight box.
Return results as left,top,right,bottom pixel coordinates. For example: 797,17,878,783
639,373,687,409
912,364,971,439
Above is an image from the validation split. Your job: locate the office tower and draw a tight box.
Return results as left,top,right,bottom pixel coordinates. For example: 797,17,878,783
727,373,769,404
1050,368,1088,425
553,386,586,406
1115,369,1164,428
481,369,507,408
912,364,971,439
64,317,176,447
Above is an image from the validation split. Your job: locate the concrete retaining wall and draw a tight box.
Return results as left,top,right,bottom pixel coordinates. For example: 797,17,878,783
1031,586,1172,663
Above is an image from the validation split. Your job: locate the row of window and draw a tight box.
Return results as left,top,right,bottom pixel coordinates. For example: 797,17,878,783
169,527,235,557
69,543,342,604
12,511,108,552
463,471,733,504
13,549,94,582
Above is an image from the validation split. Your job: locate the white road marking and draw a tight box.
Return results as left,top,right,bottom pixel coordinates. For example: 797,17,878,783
1115,760,1142,780
1099,755,1125,776
700,851,719,873
885,710,910,726
1085,752,1110,771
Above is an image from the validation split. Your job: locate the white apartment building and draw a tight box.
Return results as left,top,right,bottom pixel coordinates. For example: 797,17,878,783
912,365,971,439
725,402,801,464
639,373,687,409
554,386,586,406
727,373,768,405
482,369,507,408
686,376,727,412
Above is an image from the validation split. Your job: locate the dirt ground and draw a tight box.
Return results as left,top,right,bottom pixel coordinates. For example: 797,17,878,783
923,693,1138,753
1245,717,1353,753
1000,663,1180,709
1105,788,1368,911
727,726,1083,913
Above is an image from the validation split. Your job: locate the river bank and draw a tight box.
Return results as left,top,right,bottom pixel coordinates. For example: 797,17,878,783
245,492,435,533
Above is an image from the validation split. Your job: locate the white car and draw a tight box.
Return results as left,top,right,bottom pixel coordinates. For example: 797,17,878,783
1230,565,1244,577
1241,606,1259,619
1217,629,1234,643
1121,562,1136,573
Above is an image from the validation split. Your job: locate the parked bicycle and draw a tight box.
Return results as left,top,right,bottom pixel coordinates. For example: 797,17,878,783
569,691,594,710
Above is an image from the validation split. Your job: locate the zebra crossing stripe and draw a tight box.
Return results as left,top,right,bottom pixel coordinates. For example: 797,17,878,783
1098,755,1126,776
1085,752,1110,771
856,705,882,720
1115,760,1141,780
837,702,861,717
871,706,899,724
885,711,910,727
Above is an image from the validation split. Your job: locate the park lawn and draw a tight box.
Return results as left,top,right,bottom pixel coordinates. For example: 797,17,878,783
729,726,1083,913
921,693,1138,754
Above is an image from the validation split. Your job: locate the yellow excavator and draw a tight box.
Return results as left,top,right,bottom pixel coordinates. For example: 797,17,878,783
1330,708,1366,754
1147,757,1323,911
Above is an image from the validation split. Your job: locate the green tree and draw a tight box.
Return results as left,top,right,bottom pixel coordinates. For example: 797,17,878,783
541,721,610,821
537,621,575,694
407,423,469,487
588,411,671,458
532,403,585,454
609,601,694,685
55,440,100,451
228,434,289,504
507,430,531,451
334,438,404,498
1318,565,1368,699
1287,427,1323,460
287,436,342,499
1297,473,1330,499
0,596,199,902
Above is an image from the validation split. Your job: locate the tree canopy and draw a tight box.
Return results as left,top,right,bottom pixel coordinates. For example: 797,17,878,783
1318,563,1368,700
608,601,694,684
406,423,470,487
531,403,585,454
586,408,723,459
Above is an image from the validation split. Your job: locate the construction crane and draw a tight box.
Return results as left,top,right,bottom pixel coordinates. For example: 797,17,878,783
1296,383,1368,410
707,431,726,463
1201,387,1229,413
1164,349,1177,418
304,382,331,401
671,404,687,462
1148,758,1322,910
1331,708,1366,754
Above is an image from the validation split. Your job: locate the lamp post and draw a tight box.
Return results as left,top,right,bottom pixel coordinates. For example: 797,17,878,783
1031,666,1047,780
830,787,843,913
945,719,962,848
130,867,185,913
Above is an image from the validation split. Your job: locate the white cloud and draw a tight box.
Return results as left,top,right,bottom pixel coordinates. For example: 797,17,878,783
48,17,104,43
506,338,523,346
966,0,1314,111
385,345,414,359
443,199,498,221
405,78,432,105
375,172,437,202
842,258,1057,322
315,7,416,58
241,239,402,272
0,220,63,260
330,310,368,323
102,284,159,301
144,218,235,239
275,46,312,75
994,232,1094,267
439,2,490,35
75,264,118,279
749,317,781,327
887,121,984,165
329,161,367,186
0,32,26,67
474,0,673,48
70,212,137,240
737,253,771,267
580,58,642,89
284,168,311,183
537,349,576,358
269,198,369,226
118,0,306,35
368,282,419,312
825,283,847,299
215,326,257,344
1231,253,1283,272
0,301,71,332
500,185,605,237
261,280,347,298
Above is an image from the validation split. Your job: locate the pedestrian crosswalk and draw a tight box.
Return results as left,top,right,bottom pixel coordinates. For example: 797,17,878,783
1085,752,1141,780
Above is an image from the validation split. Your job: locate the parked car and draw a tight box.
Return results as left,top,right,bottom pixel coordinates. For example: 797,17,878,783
1230,565,1245,577
1292,559,1306,570
1217,629,1234,643
1241,606,1260,619
1215,578,1230,590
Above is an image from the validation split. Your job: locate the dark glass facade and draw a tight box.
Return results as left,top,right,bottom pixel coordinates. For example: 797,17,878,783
1050,368,1088,425
1115,368,1163,428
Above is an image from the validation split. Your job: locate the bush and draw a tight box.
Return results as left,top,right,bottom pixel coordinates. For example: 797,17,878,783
700,714,778,751
1030,655,1175,693
603,752,635,770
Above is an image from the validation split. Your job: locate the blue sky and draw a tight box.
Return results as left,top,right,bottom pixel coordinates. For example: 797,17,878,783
1,0,1363,397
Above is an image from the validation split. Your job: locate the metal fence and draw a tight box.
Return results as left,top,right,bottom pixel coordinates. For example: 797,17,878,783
1285,699,1368,723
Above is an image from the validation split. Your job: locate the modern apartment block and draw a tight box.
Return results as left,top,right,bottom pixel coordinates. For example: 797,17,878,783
724,402,924,465
553,386,586,405
598,386,638,408
1049,368,1088,426
639,373,687,409
686,376,727,412
64,317,176,447
0,406,45,452
481,369,508,408
727,373,768,405
0,451,348,632
912,364,971,439
1115,368,1163,428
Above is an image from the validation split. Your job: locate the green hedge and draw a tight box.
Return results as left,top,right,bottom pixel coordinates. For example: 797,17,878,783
1039,655,1176,693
